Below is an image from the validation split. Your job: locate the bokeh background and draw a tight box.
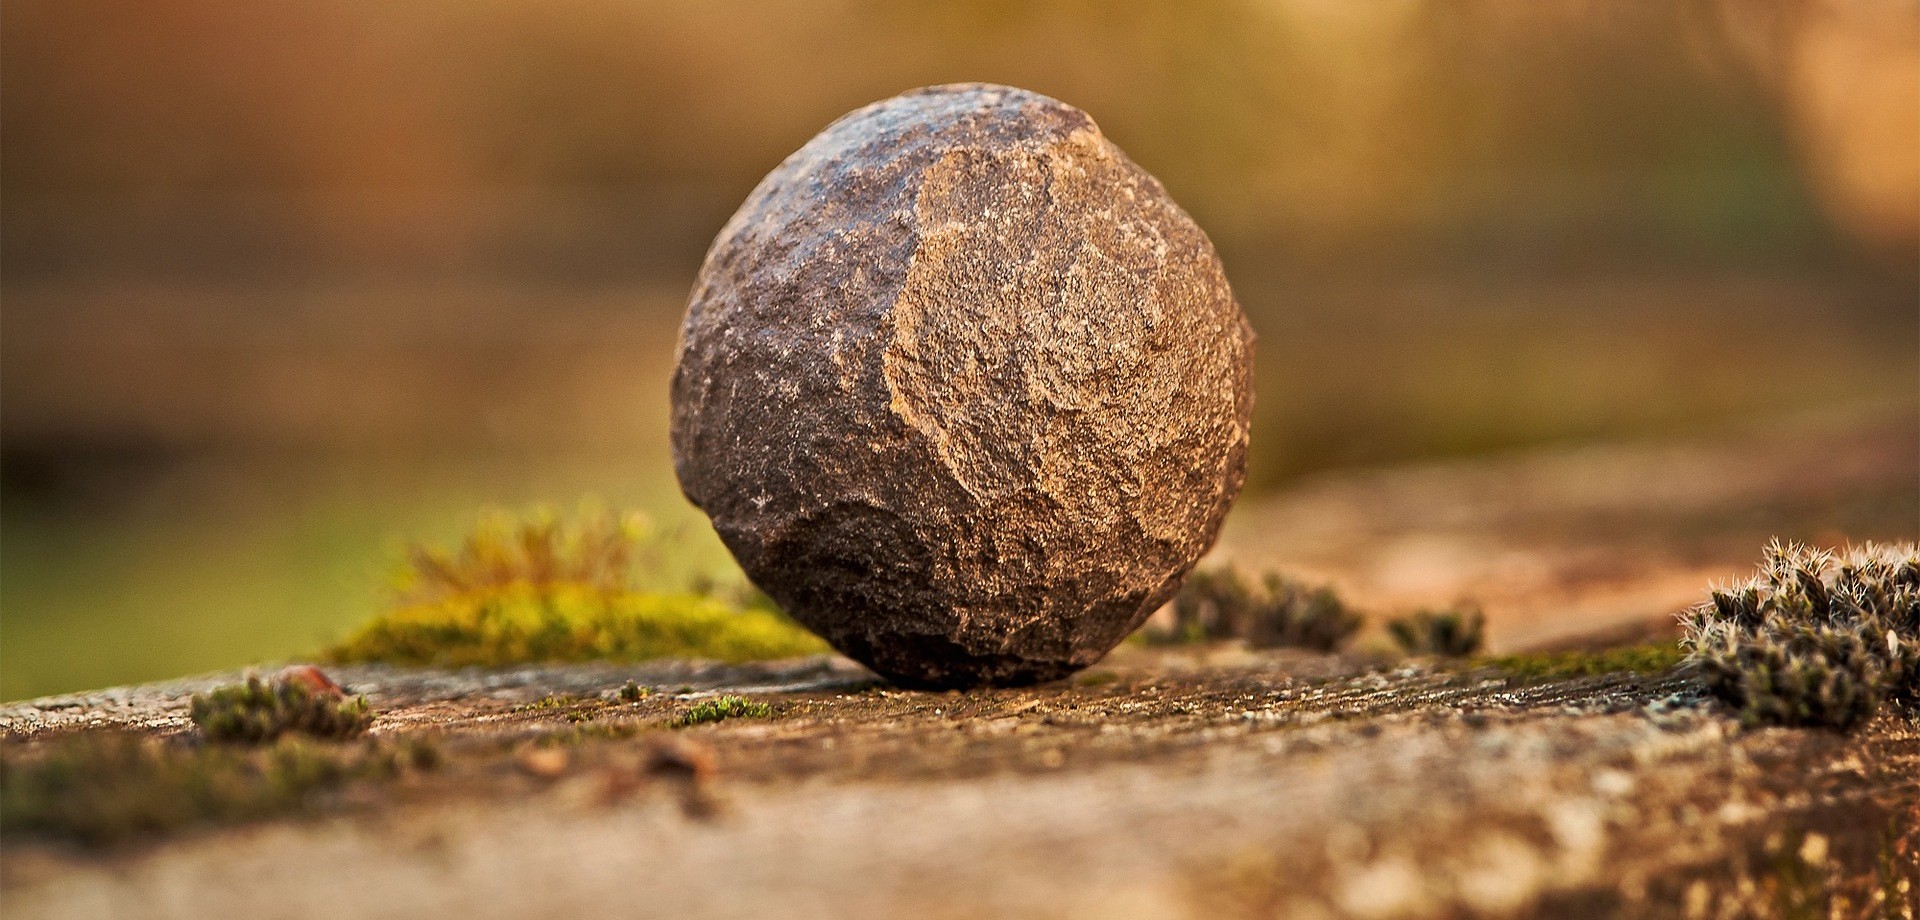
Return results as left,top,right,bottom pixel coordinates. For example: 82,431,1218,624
4,0,1915,699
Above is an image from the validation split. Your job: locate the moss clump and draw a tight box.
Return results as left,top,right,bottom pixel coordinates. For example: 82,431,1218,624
1157,567,1361,652
394,505,656,603
1387,606,1486,657
673,695,771,727
1479,642,1687,679
326,507,827,667
1681,540,1918,730
329,586,826,667
514,693,585,713
0,732,430,848
190,675,373,743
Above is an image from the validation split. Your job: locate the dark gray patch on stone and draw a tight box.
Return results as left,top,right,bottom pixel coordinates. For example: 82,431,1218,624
671,83,1254,688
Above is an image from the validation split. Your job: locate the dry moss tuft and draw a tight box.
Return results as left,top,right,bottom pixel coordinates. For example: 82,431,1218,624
1387,606,1487,657
1681,540,1919,730
1158,567,1361,652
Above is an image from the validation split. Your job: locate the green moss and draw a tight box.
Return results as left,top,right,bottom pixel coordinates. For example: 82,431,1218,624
326,507,827,667
328,586,826,667
0,732,433,848
190,675,373,743
672,695,771,727
513,693,586,713
1479,642,1687,680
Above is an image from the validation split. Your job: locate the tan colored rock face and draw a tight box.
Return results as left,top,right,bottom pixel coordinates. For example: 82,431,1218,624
671,84,1253,687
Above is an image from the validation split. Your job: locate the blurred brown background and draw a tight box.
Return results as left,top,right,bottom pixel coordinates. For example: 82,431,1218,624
3,0,1915,698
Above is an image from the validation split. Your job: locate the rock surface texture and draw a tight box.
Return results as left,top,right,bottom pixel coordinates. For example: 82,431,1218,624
671,84,1254,687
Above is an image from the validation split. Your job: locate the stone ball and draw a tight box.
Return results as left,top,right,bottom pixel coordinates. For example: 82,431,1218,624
670,84,1253,688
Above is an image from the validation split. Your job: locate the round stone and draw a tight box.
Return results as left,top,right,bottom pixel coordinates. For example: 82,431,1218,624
670,83,1254,688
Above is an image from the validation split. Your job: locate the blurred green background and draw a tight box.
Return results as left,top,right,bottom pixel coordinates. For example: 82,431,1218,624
3,0,1915,699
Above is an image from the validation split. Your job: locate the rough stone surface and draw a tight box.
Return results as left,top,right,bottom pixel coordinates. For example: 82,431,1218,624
670,83,1254,688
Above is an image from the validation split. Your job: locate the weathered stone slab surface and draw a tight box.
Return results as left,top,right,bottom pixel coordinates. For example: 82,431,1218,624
5,414,1918,919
